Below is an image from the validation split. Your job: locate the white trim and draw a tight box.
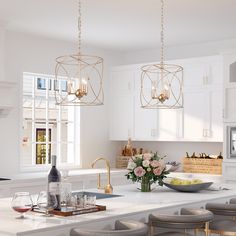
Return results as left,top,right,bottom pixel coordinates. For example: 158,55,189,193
20,72,81,172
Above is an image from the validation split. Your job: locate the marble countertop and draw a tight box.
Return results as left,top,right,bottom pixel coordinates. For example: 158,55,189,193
0,182,235,236
0,169,127,184
0,169,222,184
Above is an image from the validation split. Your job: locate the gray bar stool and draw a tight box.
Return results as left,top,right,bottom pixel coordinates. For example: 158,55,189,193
149,208,213,236
70,220,148,236
206,200,236,235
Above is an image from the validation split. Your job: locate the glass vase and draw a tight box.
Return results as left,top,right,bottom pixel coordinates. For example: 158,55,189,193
141,177,151,192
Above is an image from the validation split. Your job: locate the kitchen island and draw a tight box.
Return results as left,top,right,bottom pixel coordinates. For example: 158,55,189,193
0,183,235,236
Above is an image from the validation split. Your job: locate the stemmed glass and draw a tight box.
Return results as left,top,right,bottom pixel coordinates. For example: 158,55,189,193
11,192,33,219
37,191,57,217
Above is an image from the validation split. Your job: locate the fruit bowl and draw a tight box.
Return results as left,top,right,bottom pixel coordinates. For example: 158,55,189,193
163,178,213,192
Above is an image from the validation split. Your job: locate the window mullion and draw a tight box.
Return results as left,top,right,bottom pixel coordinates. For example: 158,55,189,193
22,72,79,169
32,76,36,165
57,88,61,165
45,77,49,164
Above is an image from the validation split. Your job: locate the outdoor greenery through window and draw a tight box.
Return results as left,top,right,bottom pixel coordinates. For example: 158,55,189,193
21,72,80,169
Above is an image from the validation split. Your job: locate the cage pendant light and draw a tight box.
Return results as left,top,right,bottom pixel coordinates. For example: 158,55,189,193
140,0,183,109
55,0,104,106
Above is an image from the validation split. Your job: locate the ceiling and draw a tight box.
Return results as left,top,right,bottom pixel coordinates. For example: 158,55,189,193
0,0,236,52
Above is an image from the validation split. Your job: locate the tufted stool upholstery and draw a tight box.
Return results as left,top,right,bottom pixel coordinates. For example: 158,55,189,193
206,201,236,235
70,220,148,236
149,208,213,236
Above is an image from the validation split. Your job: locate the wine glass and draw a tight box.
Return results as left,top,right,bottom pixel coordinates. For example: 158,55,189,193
11,192,33,219
37,191,57,217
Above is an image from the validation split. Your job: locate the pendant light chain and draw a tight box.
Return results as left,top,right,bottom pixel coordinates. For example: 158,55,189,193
78,0,82,55
55,0,104,106
160,0,164,67
140,0,183,109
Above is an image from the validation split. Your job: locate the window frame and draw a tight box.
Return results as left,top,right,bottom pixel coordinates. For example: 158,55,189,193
20,72,81,173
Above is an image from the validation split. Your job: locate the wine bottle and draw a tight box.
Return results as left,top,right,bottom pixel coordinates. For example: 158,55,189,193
48,155,61,210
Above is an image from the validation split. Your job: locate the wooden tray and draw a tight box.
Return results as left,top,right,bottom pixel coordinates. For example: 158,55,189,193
32,205,106,217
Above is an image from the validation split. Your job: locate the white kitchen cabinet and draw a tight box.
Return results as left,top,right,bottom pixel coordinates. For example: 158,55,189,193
110,95,134,140
133,69,183,141
133,69,158,140
134,92,158,141
184,87,223,142
223,161,236,182
180,55,223,142
109,55,223,142
222,52,236,122
222,52,236,181
210,88,223,141
183,88,209,141
157,109,183,140
224,85,236,122
175,55,223,88
109,69,135,140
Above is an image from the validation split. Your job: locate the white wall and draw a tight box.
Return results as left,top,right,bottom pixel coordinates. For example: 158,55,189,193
0,29,123,177
122,38,236,65
0,27,5,81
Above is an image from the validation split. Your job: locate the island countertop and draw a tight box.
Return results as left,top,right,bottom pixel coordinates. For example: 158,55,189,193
0,183,235,236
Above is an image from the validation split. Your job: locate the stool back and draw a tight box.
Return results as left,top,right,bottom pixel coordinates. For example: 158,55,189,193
149,208,213,230
206,203,236,216
70,220,148,236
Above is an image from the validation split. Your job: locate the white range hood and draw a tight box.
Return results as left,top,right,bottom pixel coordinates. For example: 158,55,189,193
0,26,5,81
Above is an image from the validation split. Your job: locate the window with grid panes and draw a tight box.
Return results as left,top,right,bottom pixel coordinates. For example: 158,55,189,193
21,72,80,169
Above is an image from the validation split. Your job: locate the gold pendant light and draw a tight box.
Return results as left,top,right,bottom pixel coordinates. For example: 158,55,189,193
55,0,104,106
140,0,183,109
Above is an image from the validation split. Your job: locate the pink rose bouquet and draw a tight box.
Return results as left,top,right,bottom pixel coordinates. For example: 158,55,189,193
126,152,169,187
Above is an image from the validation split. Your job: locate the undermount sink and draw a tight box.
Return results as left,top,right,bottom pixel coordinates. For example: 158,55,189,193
72,191,122,199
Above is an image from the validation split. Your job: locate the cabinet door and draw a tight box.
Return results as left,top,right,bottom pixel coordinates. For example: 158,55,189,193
110,95,134,140
184,89,209,140
109,70,134,140
178,55,223,88
134,95,158,141
223,54,236,122
210,88,223,141
110,70,134,95
133,69,158,140
183,62,206,88
157,109,183,140
224,85,236,122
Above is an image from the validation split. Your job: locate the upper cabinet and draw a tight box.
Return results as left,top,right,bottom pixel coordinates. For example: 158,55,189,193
109,55,223,142
223,52,236,122
180,56,223,141
109,68,135,140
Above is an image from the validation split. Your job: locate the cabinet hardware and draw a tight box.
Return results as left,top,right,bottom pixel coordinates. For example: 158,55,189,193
151,129,156,137
128,82,131,91
128,129,131,137
202,129,206,137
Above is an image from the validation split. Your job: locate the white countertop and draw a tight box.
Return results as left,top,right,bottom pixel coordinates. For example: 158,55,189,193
0,182,235,236
4,169,127,181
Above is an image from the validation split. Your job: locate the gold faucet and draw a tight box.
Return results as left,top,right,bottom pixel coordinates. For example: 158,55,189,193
91,157,113,194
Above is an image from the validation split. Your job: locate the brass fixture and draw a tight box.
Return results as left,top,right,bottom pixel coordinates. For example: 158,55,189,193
54,0,104,106
91,157,113,194
140,0,183,109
